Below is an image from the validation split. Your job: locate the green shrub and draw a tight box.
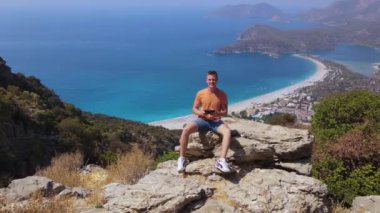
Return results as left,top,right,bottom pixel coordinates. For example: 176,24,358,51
312,90,380,206
312,90,380,143
156,151,178,163
152,151,178,169
314,159,380,205
262,112,296,126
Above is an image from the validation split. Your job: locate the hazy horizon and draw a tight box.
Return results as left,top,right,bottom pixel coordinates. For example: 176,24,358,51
2,0,337,13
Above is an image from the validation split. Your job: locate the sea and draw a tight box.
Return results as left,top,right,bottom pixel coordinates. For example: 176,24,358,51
1,6,380,122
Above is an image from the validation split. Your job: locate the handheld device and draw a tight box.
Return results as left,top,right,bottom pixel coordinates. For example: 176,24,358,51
204,109,215,114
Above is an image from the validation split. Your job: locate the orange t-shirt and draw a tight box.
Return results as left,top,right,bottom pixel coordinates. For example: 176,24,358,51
194,88,228,120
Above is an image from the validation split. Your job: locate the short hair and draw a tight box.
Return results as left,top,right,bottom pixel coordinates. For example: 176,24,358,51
207,70,218,79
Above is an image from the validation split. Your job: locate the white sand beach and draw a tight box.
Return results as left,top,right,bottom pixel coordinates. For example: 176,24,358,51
149,54,328,129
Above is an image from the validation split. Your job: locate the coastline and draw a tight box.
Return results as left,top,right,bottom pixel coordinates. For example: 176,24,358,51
149,54,328,129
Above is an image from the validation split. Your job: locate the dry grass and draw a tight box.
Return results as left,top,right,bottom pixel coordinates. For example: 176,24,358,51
332,201,350,213
106,144,154,184
36,152,84,187
79,168,109,190
84,189,105,209
26,146,154,211
1,192,76,213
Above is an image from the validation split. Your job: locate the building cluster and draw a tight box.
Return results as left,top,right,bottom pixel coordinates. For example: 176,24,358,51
250,91,315,124
240,58,380,125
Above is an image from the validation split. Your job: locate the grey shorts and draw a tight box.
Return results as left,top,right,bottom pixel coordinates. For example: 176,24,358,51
193,118,224,133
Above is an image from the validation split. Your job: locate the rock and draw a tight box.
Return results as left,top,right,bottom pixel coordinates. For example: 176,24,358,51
81,164,106,174
226,118,314,161
179,118,313,163
222,169,330,212
185,159,222,176
1,176,66,202
177,132,220,159
352,195,380,213
274,159,312,176
219,137,276,163
208,173,222,182
103,161,213,213
57,187,91,198
185,158,237,177
190,199,241,213
103,160,329,212
80,208,111,213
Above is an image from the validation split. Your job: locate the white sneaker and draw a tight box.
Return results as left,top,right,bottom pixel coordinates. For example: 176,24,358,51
177,157,186,173
215,158,232,173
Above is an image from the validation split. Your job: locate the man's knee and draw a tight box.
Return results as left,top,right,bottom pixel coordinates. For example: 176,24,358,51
223,129,231,137
181,123,197,136
219,125,231,138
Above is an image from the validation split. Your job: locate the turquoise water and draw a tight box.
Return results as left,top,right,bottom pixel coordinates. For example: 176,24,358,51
313,44,380,76
0,7,317,122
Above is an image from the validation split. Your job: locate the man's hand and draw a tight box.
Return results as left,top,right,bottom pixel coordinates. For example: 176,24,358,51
215,109,227,117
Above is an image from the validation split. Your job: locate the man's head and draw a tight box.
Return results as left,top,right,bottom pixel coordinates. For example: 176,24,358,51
206,70,218,89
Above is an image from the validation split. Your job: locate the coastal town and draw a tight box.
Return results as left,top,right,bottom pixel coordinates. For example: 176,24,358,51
236,56,374,125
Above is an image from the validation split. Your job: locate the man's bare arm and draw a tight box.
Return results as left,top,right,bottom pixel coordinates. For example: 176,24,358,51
192,99,205,116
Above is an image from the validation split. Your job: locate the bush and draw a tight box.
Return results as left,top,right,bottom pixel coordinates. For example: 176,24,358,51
312,90,380,143
262,112,296,126
312,90,380,206
156,151,178,164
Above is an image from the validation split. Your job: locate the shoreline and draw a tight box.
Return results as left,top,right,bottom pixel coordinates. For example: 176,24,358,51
149,54,328,129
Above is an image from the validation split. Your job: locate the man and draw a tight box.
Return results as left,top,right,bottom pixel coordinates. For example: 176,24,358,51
177,70,232,173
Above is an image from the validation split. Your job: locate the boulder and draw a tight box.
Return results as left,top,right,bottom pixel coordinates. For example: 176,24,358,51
189,198,240,212
57,187,91,198
352,196,380,213
80,208,111,213
274,159,312,176
103,161,213,213
178,118,313,163
222,168,329,212
0,176,65,203
102,160,330,212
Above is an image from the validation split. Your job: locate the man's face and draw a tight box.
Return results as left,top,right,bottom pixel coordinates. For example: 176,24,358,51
206,74,218,89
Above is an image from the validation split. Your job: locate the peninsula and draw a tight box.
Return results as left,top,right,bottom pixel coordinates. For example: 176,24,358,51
215,0,380,57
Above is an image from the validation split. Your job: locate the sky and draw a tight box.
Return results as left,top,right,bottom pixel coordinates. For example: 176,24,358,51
1,0,337,12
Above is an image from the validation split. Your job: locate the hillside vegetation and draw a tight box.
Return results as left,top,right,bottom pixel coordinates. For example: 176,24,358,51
311,90,380,205
0,57,179,187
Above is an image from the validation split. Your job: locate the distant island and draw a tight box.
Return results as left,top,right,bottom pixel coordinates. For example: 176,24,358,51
210,3,291,22
215,22,380,57
214,0,380,57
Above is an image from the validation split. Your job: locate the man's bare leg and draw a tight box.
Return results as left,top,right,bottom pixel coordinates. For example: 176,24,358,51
177,122,198,173
216,124,231,158
179,122,198,157
215,124,232,173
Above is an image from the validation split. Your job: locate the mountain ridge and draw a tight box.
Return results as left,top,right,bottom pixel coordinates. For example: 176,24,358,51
210,2,290,21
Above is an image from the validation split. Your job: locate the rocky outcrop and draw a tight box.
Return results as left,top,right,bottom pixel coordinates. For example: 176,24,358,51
101,161,329,213
0,176,66,203
103,162,213,212
0,176,91,212
179,117,313,175
1,118,330,212
352,195,380,213
99,118,329,212
221,168,329,212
